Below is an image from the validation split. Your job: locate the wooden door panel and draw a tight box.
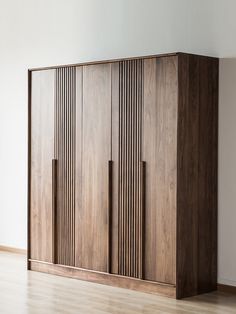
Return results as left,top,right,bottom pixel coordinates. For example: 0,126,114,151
111,60,145,278
143,57,177,284
54,67,76,266
30,70,55,262
75,64,111,272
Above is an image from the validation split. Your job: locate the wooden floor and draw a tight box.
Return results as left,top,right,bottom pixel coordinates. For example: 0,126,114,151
0,252,236,314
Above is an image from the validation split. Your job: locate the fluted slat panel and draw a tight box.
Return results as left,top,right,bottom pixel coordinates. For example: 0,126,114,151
55,67,76,266
118,60,144,278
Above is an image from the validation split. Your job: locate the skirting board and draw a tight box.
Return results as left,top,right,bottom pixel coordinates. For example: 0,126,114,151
29,260,176,298
0,245,27,255
218,284,236,294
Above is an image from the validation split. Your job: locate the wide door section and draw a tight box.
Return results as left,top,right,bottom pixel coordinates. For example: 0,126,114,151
75,64,112,272
143,57,177,284
111,57,177,284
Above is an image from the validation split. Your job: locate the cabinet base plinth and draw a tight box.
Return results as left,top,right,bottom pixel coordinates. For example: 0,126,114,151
28,260,176,298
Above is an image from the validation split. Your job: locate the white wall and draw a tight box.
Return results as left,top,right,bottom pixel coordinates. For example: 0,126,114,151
0,0,191,251
0,0,236,286
0,0,188,250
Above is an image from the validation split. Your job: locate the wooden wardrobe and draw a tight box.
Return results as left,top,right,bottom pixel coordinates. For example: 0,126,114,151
28,52,218,299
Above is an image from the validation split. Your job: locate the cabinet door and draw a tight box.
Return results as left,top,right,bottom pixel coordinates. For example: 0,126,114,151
111,59,145,278
54,67,77,266
75,64,112,272
30,70,55,262
143,57,177,284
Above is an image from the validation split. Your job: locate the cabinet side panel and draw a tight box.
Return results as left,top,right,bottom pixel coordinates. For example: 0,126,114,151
143,57,178,284
30,70,55,262
198,57,218,293
177,54,199,297
177,54,218,298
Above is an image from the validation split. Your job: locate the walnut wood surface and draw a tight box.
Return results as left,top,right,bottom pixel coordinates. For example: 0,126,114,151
29,260,176,298
30,69,55,262
176,54,218,298
54,67,76,266
75,64,112,272
114,59,144,278
28,52,218,299
143,57,178,285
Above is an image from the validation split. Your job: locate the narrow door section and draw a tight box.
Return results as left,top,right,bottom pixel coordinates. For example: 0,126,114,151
54,67,76,266
111,60,145,278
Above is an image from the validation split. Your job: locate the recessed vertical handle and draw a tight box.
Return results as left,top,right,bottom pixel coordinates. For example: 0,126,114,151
107,160,113,273
139,161,146,279
52,159,57,264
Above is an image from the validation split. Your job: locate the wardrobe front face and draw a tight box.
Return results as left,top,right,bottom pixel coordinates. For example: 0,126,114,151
29,57,177,288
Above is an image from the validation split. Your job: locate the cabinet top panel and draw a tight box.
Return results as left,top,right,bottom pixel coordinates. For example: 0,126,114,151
28,52,218,72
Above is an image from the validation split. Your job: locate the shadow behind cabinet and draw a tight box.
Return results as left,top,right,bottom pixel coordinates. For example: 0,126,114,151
28,53,218,299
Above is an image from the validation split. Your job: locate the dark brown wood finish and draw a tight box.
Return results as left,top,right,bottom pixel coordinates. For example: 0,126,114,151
52,159,58,264
75,63,112,272
30,69,55,263
75,66,83,268
28,52,218,299
27,69,32,269
176,53,218,298
218,284,236,294
111,62,120,275
54,67,76,266
29,260,176,298
111,60,146,278
108,160,113,273
143,57,178,285
28,53,178,72
198,56,218,295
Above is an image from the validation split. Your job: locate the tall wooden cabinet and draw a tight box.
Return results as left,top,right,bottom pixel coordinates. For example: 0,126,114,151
28,53,218,299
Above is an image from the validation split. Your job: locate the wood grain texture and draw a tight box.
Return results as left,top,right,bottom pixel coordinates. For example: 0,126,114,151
76,64,112,272
114,60,145,279
111,62,120,275
29,52,218,299
54,67,76,266
30,69,55,263
197,56,218,294
176,54,218,298
75,66,83,268
29,260,176,298
143,57,178,285
29,53,178,72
